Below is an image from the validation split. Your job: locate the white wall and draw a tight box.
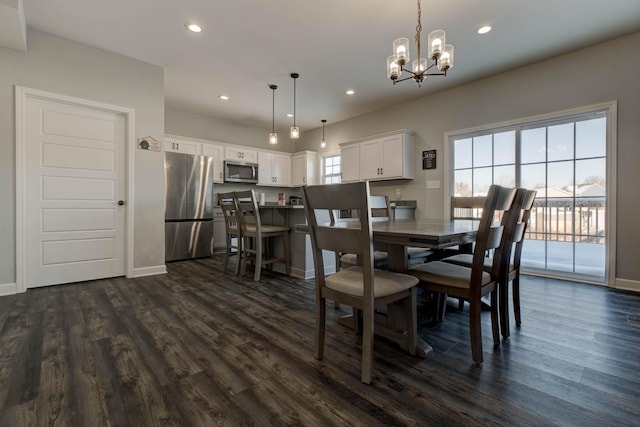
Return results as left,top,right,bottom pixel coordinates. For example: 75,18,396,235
0,29,165,286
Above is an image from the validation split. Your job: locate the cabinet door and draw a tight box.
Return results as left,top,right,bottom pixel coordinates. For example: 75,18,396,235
273,154,291,186
202,144,224,183
380,134,404,178
257,152,274,185
359,138,383,180
292,151,318,186
164,138,202,155
292,154,305,186
340,143,360,182
225,146,258,162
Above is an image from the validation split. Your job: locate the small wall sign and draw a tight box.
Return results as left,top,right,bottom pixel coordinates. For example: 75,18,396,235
422,149,436,170
137,136,161,151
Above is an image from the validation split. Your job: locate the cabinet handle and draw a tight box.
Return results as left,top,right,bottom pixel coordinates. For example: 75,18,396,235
303,176,306,183
177,143,180,150
381,167,383,175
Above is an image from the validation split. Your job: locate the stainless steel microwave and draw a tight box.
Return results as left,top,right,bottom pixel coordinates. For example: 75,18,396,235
224,160,259,183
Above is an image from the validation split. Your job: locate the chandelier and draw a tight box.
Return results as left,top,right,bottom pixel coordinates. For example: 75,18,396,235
387,0,454,87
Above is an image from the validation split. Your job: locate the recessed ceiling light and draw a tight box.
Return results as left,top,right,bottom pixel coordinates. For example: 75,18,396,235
186,23,202,33
346,89,355,95
219,95,229,100
477,25,492,35
286,113,294,118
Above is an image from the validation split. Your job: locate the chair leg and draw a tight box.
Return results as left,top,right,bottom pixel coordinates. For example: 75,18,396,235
254,236,263,281
490,290,500,347
513,274,522,326
434,293,447,322
223,233,231,270
234,234,242,275
283,231,290,275
468,298,483,366
361,304,374,384
240,236,249,276
499,278,510,340
314,297,326,360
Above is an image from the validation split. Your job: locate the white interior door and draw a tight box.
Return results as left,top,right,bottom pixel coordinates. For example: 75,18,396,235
23,95,126,288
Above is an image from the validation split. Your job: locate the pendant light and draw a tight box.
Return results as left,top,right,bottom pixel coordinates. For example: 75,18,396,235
290,73,300,139
320,119,327,148
269,84,278,145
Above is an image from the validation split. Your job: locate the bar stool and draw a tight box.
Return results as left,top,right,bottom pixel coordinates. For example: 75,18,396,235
217,191,241,274
234,190,290,281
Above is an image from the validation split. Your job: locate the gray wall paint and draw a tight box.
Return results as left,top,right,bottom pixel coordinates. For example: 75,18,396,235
0,29,165,284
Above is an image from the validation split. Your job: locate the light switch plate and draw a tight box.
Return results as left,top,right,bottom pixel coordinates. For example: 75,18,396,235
426,180,441,189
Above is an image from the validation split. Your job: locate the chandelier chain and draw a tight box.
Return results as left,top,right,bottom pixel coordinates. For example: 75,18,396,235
415,0,422,62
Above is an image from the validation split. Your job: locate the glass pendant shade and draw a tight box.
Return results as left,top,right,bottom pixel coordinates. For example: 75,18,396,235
393,38,410,67
412,58,427,74
290,126,300,139
387,55,400,79
428,30,445,60
269,132,278,145
438,45,454,71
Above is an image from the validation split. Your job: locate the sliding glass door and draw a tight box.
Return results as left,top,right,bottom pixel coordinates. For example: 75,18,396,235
450,107,611,283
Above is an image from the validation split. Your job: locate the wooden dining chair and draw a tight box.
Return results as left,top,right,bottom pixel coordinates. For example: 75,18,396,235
234,190,290,281
338,195,390,270
217,191,242,274
302,182,419,384
441,188,536,339
408,184,517,366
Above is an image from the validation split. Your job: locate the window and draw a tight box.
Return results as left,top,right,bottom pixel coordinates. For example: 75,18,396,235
321,153,341,184
449,105,614,283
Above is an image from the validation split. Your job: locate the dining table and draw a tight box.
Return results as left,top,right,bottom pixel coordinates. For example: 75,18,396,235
296,218,481,358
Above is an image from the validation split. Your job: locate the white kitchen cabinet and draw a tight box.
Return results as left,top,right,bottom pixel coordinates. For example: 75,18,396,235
258,151,291,186
164,137,202,155
202,143,224,183
339,142,360,183
224,146,258,163
292,151,318,186
359,133,413,180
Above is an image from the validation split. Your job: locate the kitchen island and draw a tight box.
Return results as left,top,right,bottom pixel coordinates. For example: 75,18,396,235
259,204,336,279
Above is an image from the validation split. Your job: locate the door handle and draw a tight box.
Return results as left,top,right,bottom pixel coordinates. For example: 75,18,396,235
117,200,125,206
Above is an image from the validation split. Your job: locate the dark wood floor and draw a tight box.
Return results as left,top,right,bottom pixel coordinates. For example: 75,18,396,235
1,255,639,426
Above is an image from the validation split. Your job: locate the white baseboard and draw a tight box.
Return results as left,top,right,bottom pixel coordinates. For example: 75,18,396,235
131,265,167,278
614,278,640,293
0,282,18,297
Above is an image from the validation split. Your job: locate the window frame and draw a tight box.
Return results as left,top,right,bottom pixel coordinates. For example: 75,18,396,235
320,151,342,184
444,101,617,286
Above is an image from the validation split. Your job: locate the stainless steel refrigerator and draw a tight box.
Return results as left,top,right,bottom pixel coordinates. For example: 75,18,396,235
164,152,214,261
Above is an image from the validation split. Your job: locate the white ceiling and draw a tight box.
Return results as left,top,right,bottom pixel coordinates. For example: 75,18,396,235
10,0,640,135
